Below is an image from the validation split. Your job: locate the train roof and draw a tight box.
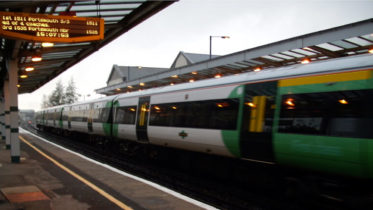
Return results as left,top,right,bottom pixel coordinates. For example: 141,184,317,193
115,53,373,100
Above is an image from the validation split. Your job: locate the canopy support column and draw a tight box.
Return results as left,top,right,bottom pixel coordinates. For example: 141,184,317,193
9,59,20,163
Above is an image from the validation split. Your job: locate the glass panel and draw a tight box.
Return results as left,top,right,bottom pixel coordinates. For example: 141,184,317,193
281,51,305,58
261,55,283,62
149,99,239,130
272,53,294,60
331,40,357,49
279,90,373,138
360,34,373,42
317,43,343,52
114,106,137,124
345,37,372,46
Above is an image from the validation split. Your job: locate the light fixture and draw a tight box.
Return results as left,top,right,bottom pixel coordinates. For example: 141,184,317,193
116,88,121,91
191,71,198,75
301,58,310,64
338,99,348,104
214,74,222,78
285,98,295,106
42,42,54,47
127,85,133,88
189,79,195,83
245,102,256,108
31,55,42,62
138,66,142,69
369,48,373,54
210,35,230,59
20,74,28,79
139,82,145,86
170,82,174,86
25,67,34,72
17,84,21,88
254,67,262,72
171,75,178,78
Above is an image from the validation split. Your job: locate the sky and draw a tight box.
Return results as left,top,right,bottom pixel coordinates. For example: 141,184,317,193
18,0,373,111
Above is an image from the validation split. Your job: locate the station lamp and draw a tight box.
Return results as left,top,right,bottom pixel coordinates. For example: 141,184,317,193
139,82,145,86
25,67,35,72
369,48,373,54
19,73,28,79
254,67,262,72
301,58,311,64
41,42,54,47
31,55,42,62
209,35,230,59
214,74,222,78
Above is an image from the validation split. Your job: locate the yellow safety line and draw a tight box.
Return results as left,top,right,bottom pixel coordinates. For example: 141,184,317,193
19,135,133,210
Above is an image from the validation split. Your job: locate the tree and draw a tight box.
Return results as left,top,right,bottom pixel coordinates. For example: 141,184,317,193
64,78,79,104
41,94,50,108
48,80,65,106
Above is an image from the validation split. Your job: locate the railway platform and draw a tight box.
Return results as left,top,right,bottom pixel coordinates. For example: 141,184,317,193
0,128,215,210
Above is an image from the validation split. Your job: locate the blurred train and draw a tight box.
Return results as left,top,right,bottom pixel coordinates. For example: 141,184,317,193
36,53,373,179
19,109,35,128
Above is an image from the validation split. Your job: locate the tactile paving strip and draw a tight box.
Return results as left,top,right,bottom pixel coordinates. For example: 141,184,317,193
1,185,49,203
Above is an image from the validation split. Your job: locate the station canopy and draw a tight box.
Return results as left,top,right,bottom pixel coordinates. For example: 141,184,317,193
0,0,175,94
97,18,373,95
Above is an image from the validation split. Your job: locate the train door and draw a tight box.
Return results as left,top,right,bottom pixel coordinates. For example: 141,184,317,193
136,96,150,142
240,81,277,162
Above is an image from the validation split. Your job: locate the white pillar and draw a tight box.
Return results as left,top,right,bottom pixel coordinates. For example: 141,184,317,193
3,79,10,149
9,59,20,163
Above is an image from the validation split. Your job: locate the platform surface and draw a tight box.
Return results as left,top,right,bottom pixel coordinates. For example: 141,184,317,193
0,129,215,210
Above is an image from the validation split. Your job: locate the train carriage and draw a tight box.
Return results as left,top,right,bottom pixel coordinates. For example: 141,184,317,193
113,96,139,141
36,53,373,179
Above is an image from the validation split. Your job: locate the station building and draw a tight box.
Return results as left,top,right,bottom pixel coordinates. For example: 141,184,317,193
96,20,373,97
96,51,220,95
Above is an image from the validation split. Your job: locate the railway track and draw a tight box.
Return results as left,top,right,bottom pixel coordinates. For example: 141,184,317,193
24,126,372,210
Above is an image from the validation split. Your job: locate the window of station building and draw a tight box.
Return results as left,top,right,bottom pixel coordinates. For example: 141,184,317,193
114,106,137,124
149,99,239,130
278,89,373,138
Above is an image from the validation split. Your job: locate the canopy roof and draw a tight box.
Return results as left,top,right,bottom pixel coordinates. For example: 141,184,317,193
0,0,175,94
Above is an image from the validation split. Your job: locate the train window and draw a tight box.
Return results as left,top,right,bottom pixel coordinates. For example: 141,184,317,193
149,99,239,130
242,82,277,133
92,109,101,123
114,106,137,124
100,108,111,123
279,89,373,138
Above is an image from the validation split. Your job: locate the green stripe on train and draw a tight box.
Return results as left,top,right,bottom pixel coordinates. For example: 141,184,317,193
274,133,373,178
103,101,112,136
112,100,119,138
273,74,373,178
221,85,244,157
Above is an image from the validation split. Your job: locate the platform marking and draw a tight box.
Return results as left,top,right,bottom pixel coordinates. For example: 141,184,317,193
19,135,133,210
20,128,218,210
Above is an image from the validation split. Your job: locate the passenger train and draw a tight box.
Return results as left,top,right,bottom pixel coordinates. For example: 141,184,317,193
36,53,373,179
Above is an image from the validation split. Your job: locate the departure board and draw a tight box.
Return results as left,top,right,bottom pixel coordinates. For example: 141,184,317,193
0,12,104,43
